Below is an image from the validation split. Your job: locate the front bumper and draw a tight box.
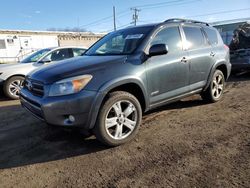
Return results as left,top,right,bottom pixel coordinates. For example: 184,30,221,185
20,88,98,128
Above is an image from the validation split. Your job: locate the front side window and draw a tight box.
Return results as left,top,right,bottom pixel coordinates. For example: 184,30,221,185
21,49,51,63
85,26,154,56
150,26,182,53
183,26,206,50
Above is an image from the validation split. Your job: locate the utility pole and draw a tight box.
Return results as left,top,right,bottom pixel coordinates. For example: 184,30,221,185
131,7,140,26
113,6,116,31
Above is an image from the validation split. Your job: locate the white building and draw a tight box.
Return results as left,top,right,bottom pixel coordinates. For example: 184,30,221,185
0,30,104,63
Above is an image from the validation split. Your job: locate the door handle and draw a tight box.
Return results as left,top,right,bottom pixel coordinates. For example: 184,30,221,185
210,52,216,57
181,57,188,63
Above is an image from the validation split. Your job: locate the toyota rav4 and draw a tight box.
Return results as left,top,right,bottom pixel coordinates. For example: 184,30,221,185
20,19,231,146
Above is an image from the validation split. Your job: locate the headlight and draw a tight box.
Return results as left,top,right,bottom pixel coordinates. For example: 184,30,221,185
49,75,92,96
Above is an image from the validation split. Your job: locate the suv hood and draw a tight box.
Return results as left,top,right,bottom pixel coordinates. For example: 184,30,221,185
29,55,127,84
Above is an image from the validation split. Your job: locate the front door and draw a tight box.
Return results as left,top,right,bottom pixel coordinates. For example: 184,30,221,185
145,25,189,105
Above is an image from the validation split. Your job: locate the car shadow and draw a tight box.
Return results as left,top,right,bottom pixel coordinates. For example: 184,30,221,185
144,95,206,116
228,72,250,82
0,96,12,102
0,88,11,102
0,103,109,169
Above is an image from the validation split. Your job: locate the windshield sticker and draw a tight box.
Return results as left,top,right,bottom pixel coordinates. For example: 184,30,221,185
125,34,144,40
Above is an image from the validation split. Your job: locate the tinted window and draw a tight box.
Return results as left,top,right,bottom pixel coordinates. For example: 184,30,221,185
151,26,182,52
183,26,206,49
73,48,86,56
204,28,218,45
45,48,72,62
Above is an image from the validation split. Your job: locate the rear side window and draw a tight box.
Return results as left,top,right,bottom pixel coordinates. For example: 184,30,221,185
183,26,206,50
204,28,218,45
151,26,182,53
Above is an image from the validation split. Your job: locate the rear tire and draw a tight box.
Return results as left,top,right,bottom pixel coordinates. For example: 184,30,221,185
201,70,225,103
94,91,142,147
3,76,24,100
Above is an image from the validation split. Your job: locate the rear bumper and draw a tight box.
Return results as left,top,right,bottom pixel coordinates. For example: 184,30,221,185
20,88,98,128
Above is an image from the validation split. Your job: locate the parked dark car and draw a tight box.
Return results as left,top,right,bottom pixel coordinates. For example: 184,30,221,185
20,18,231,146
230,48,250,74
229,22,250,73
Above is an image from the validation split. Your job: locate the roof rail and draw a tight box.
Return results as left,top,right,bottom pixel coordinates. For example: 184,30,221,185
164,18,209,26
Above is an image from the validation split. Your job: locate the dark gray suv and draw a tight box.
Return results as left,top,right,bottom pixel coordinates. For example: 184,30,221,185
20,19,231,146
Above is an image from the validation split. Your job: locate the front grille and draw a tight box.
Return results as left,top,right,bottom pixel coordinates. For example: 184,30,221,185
24,78,44,97
20,94,44,120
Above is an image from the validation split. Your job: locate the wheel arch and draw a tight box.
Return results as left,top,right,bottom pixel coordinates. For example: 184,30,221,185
204,61,229,91
87,77,149,129
5,74,26,82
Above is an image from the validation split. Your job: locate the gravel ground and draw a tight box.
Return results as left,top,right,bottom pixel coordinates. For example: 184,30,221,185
0,74,249,188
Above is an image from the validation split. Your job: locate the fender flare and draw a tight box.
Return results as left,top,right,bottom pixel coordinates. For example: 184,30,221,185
203,61,229,91
86,76,149,129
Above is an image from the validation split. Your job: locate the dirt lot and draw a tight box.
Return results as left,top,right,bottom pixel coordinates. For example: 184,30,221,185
0,74,250,188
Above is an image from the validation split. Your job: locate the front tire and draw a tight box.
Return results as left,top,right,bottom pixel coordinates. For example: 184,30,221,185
201,70,225,103
3,76,24,100
94,91,142,146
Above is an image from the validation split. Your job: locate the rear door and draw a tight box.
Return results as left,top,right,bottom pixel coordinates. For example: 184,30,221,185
145,25,189,105
182,25,215,90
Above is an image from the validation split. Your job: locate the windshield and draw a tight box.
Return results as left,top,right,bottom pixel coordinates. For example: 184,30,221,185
20,48,51,63
85,26,154,56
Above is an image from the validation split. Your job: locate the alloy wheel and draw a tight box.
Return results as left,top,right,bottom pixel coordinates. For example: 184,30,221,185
8,79,24,98
105,100,138,140
212,74,224,99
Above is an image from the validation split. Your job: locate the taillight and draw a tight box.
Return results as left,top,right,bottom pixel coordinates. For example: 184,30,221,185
224,44,229,50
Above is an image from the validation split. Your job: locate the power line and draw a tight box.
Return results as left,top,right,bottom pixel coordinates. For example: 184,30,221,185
79,0,195,29
79,9,130,28
80,1,250,32
135,0,191,8
139,8,250,25
141,0,200,10
104,23,131,33
117,23,131,29
188,8,250,18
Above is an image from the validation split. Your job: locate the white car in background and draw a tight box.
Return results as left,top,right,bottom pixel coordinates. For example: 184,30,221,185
0,46,87,99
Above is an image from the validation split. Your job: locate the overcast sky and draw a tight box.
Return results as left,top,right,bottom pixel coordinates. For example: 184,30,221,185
0,0,249,32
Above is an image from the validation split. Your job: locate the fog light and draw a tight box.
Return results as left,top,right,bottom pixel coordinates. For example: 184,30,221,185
69,115,75,122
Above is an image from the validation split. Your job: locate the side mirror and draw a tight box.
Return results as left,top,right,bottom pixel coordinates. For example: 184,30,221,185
149,44,168,57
